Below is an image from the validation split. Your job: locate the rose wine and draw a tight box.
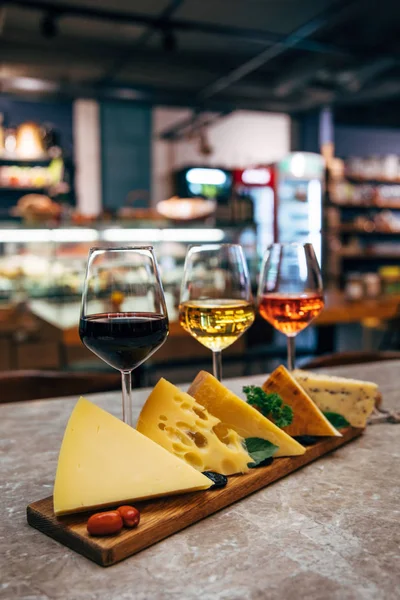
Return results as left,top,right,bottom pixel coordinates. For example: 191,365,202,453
179,299,255,351
258,293,324,336
79,312,168,371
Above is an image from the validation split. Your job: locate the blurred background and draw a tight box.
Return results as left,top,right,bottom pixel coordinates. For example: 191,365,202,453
1,0,400,386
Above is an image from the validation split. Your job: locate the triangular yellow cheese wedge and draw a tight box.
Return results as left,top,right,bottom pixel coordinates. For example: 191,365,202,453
53,397,211,516
137,378,252,475
262,365,341,437
187,371,305,457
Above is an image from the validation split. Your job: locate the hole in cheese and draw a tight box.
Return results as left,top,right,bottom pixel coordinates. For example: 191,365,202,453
184,452,204,469
176,421,192,430
165,427,192,445
213,423,231,444
172,442,186,453
159,415,168,421
187,431,208,448
136,378,252,476
193,406,208,420
158,423,166,431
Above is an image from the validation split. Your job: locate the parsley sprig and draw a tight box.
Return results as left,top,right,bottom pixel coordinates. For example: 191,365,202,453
243,385,293,428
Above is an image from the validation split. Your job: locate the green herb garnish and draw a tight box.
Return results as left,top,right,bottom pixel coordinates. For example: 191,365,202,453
243,385,293,428
323,412,350,429
244,437,279,468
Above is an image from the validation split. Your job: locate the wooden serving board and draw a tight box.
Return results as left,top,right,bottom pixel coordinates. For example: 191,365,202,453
27,427,362,567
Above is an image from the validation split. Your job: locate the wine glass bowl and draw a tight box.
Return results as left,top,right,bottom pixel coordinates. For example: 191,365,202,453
79,246,168,425
257,243,323,370
179,244,255,380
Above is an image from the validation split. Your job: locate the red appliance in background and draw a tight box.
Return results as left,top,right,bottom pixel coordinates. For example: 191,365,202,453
233,165,277,258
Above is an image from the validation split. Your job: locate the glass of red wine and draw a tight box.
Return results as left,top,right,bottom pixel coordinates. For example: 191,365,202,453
79,247,169,426
257,243,324,370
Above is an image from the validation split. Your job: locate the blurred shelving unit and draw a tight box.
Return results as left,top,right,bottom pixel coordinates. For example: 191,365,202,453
0,156,75,220
324,156,400,291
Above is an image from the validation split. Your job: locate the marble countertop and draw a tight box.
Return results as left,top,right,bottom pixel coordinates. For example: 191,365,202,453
1,362,399,600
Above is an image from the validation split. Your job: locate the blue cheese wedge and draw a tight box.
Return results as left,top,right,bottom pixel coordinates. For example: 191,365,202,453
292,370,379,428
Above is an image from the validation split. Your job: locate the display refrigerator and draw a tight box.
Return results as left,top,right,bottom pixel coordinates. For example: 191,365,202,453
233,153,325,265
276,152,325,265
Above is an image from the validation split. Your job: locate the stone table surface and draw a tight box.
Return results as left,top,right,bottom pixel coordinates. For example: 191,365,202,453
1,362,400,600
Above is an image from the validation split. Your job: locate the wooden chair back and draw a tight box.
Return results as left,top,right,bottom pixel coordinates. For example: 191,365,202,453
0,370,121,403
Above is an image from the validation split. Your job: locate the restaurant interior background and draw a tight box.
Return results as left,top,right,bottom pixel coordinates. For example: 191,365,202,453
1,0,400,388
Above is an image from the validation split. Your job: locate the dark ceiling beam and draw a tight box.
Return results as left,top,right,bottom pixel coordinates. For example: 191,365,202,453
272,57,326,98
98,0,184,85
7,0,350,57
0,75,298,113
159,110,232,140
336,79,400,104
336,57,398,92
197,0,359,102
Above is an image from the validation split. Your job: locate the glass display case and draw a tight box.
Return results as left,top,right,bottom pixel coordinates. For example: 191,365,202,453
0,222,259,307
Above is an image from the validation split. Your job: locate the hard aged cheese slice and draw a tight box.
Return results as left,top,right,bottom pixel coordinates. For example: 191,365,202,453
136,378,252,475
53,397,211,516
262,365,341,437
292,370,378,428
187,371,305,457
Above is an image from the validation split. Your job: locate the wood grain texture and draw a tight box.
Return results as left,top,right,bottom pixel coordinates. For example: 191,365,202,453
27,427,363,567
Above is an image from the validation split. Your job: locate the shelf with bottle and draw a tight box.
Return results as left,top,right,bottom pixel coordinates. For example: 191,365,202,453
0,157,53,167
334,235,400,258
339,251,400,259
0,160,65,192
0,186,48,192
331,226,400,235
327,182,400,210
344,155,400,182
327,201,400,210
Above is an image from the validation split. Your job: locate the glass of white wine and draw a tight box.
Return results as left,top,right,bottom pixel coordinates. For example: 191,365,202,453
179,244,255,381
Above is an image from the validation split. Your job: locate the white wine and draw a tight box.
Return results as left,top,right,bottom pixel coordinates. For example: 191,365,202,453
179,299,255,351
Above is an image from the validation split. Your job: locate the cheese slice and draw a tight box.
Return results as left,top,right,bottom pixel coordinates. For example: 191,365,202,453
187,371,305,457
292,370,378,428
53,397,211,516
137,378,252,475
262,365,341,437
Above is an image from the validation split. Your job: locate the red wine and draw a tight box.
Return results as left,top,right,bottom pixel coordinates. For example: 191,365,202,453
79,312,168,371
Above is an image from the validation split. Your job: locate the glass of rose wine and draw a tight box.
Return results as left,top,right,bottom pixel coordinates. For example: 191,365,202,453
179,244,255,381
258,242,324,370
79,247,169,426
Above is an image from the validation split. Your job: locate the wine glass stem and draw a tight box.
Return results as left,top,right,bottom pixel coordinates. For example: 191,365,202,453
121,370,133,426
212,350,222,381
287,336,296,371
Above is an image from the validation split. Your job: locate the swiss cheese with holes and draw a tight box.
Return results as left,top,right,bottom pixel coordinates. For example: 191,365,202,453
136,378,253,475
188,371,305,457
